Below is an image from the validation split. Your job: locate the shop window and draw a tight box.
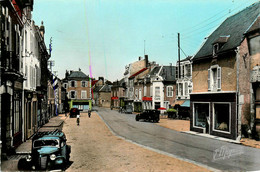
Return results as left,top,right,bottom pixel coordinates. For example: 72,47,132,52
194,103,209,128
213,103,230,132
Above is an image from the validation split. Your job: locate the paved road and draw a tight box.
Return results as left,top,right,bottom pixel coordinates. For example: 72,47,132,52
97,107,260,171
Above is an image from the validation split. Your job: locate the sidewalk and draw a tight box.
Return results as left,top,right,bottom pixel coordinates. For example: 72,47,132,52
157,118,260,149
15,114,66,154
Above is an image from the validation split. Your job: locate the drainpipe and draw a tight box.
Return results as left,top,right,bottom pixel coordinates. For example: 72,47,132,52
235,47,241,140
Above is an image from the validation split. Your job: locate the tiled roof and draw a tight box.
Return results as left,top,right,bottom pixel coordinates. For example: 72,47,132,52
99,85,112,92
149,66,161,76
245,16,260,34
160,66,176,82
194,2,260,60
68,71,89,80
93,86,103,92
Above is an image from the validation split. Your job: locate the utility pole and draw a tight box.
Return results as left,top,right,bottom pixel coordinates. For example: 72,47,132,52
178,33,180,79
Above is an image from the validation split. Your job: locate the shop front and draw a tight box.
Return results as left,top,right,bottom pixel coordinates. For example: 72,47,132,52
142,97,152,110
190,92,237,140
69,99,92,111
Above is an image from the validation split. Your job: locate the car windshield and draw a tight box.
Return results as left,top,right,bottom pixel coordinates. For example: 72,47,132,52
34,139,59,148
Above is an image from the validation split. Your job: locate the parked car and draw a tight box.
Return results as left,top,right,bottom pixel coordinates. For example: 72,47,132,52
135,109,160,123
70,107,80,118
18,130,71,171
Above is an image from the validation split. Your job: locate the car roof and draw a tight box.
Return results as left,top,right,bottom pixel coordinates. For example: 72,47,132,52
33,130,65,140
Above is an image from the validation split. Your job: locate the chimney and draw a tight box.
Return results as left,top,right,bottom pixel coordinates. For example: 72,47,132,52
139,56,142,61
65,70,69,78
39,21,45,39
145,55,148,68
79,68,81,71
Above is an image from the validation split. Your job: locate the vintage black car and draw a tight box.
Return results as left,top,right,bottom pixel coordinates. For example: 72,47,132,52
135,109,160,123
18,130,71,171
70,107,80,118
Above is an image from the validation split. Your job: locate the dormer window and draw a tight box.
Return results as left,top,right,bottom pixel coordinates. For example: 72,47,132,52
213,43,219,57
212,35,230,57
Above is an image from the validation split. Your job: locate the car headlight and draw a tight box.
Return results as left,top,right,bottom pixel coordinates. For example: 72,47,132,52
26,155,32,162
50,154,56,161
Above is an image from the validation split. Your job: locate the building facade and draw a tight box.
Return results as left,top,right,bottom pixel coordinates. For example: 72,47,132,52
190,2,260,140
62,69,92,111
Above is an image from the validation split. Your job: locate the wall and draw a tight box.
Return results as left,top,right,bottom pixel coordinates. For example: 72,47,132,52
192,54,237,93
238,39,251,126
99,92,111,108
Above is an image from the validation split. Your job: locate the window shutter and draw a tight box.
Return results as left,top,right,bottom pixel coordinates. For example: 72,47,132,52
208,69,211,91
217,67,221,90
75,81,77,87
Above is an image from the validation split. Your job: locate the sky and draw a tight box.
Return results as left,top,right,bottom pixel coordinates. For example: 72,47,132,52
32,0,258,81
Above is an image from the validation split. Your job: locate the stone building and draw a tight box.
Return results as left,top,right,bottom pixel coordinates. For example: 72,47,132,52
190,2,260,140
62,69,92,111
98,84,112,108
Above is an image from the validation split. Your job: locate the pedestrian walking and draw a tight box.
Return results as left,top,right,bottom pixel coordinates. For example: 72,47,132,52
88,110,91,118
77,114,80,125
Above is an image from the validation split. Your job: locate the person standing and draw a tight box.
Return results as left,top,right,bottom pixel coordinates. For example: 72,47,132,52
77,113,80,125
88,110,91,118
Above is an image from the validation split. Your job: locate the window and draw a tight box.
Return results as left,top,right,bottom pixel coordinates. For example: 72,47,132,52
194,103,210,128
150,86,153,97
186,64,191,77
82,81,86,87
208,66,221,91
144,86,147,97
135,89,138,99
155,87,160,100
176,84,178,96
179,83,183,96
167,86,173,97
70,91,76,99
81,91,87,99
213,43,219,56
185,82,188,96
213,103,230,132
70,81,76,87
139,89,142,100
63,83,67,89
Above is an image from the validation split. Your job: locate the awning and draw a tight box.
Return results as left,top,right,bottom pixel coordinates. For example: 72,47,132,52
172,100,185,107
180,100,190,107
111,97,119,100
142,97,152,101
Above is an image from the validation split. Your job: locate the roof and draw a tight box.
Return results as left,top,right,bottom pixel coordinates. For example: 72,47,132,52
149,66,161,76
99,85,112,92
245,15,260,34
194,2,260,60
129,67,148,79
93,86,103,92
68,71,89,80
92,80,98,87
177,56,192,63
160,66,176,82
